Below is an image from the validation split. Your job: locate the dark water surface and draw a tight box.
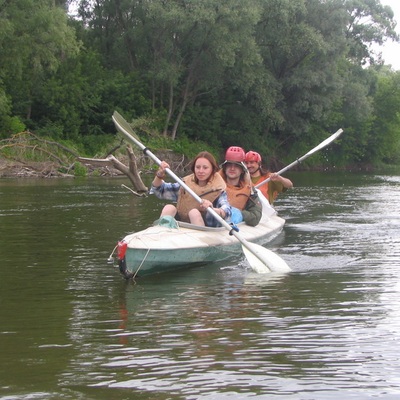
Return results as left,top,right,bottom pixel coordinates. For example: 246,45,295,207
1,172,400,399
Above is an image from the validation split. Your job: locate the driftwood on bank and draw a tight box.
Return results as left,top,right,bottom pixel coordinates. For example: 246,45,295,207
0,131,77,177
1,131,190,186
78,145,148,196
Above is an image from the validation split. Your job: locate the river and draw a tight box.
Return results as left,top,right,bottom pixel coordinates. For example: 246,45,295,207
0,171,400,399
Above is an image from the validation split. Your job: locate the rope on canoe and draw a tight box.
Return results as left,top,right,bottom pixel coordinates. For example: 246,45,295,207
132,248,151,280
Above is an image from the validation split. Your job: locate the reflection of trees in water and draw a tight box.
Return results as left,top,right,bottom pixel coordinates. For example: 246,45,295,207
91,268,387,394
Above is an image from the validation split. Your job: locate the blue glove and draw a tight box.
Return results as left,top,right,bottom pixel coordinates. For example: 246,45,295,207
230,207,243,224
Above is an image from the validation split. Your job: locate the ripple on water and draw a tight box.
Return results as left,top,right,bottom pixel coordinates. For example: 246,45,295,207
2,174,400,399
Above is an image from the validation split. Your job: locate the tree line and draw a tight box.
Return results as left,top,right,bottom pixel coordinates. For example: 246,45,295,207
1,0,400,168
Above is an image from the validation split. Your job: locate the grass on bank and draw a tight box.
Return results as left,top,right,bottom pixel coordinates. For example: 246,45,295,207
0,129,219,177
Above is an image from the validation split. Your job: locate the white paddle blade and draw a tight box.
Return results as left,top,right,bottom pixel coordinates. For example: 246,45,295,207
305,128,343,157
242,242,291,274
242,245,271,274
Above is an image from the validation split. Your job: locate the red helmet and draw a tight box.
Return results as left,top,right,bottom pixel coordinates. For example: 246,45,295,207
224,146,245,162
245,151,262,163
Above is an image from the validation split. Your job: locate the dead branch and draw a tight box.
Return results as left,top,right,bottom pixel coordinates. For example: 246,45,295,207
1,130,189,182
28,132,80,158
78,148,148,194
121,184,147,197
105,138,125,157
0,143,66,164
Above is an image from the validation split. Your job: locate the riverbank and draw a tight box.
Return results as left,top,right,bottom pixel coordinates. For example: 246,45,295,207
0,160,65,178
0,150,184,178
0,128,193,179
0,157,387,179
0,159,125,178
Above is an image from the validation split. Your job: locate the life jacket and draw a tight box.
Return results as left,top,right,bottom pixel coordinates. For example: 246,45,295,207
252,173,283,204
219,169,252,210
176,173,226,222
252,174,269,201
225,182,251,210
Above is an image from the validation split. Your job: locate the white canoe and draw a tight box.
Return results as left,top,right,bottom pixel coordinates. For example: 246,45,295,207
115,196,285,278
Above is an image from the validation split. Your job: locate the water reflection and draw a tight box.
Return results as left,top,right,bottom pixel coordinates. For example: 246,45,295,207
61,265,400,399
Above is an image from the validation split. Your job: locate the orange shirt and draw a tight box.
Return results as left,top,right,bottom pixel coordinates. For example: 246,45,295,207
251,173,286,204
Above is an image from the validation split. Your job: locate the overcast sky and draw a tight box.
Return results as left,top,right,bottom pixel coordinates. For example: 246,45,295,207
378,0,400,70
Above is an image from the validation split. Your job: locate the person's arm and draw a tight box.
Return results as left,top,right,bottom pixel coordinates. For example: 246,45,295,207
151,161,169,187
270,173,293,189
149,161,180,201
241,194,262,227
213,191,232,220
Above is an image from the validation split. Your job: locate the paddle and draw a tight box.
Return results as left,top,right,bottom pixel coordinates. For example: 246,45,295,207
112,111,290,274
256,129,344,190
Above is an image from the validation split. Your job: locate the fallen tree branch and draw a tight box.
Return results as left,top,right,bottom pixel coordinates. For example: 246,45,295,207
28,132,80,158
0,143,66,165
121,184,147,197
78,149,148,194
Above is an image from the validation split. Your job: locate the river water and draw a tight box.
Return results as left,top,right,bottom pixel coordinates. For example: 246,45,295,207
0,171,400,399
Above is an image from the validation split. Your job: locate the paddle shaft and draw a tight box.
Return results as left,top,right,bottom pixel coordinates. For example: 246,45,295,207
111,113,274,266
255,128,343,189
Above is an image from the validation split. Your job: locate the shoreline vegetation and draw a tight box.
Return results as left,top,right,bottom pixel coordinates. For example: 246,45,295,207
2,1,400,175
0,154,381,180
0,131,187,185
0,130,389,182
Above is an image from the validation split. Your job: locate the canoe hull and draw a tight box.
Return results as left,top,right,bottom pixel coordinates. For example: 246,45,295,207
117,211,285,278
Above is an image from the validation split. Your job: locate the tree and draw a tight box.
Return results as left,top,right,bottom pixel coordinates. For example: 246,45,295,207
3,0,400,167
0,0,80,126
76,0,263,140
345,0,399,66
238,0,399,161
370,69,400,163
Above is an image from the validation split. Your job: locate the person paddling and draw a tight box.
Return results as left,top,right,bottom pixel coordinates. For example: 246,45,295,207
219,146,262,227
150,151,232,227
245,151,293,205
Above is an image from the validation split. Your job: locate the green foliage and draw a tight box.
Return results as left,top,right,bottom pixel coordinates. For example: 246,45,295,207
0,131,78,166
172,136,218,160
73,161,87,177
34,122,65,140
110,113,221,163
29,49,152,141
1,0,400,168
145,133,218,161
179,102,225,149
0,0,81,121
0,115,26,138
79,134,117,157
345,0,398,65
369,70,400,163
0,87,11,115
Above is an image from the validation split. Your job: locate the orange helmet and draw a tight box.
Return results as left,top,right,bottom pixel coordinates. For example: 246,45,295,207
245,151,262,163
224,146,245,162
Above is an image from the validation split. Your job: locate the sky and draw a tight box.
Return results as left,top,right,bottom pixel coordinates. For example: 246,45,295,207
378,0,400,70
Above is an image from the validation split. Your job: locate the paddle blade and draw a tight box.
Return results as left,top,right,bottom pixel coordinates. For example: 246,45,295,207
304,128,343,158
113,111,142,142
242,242,291,274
